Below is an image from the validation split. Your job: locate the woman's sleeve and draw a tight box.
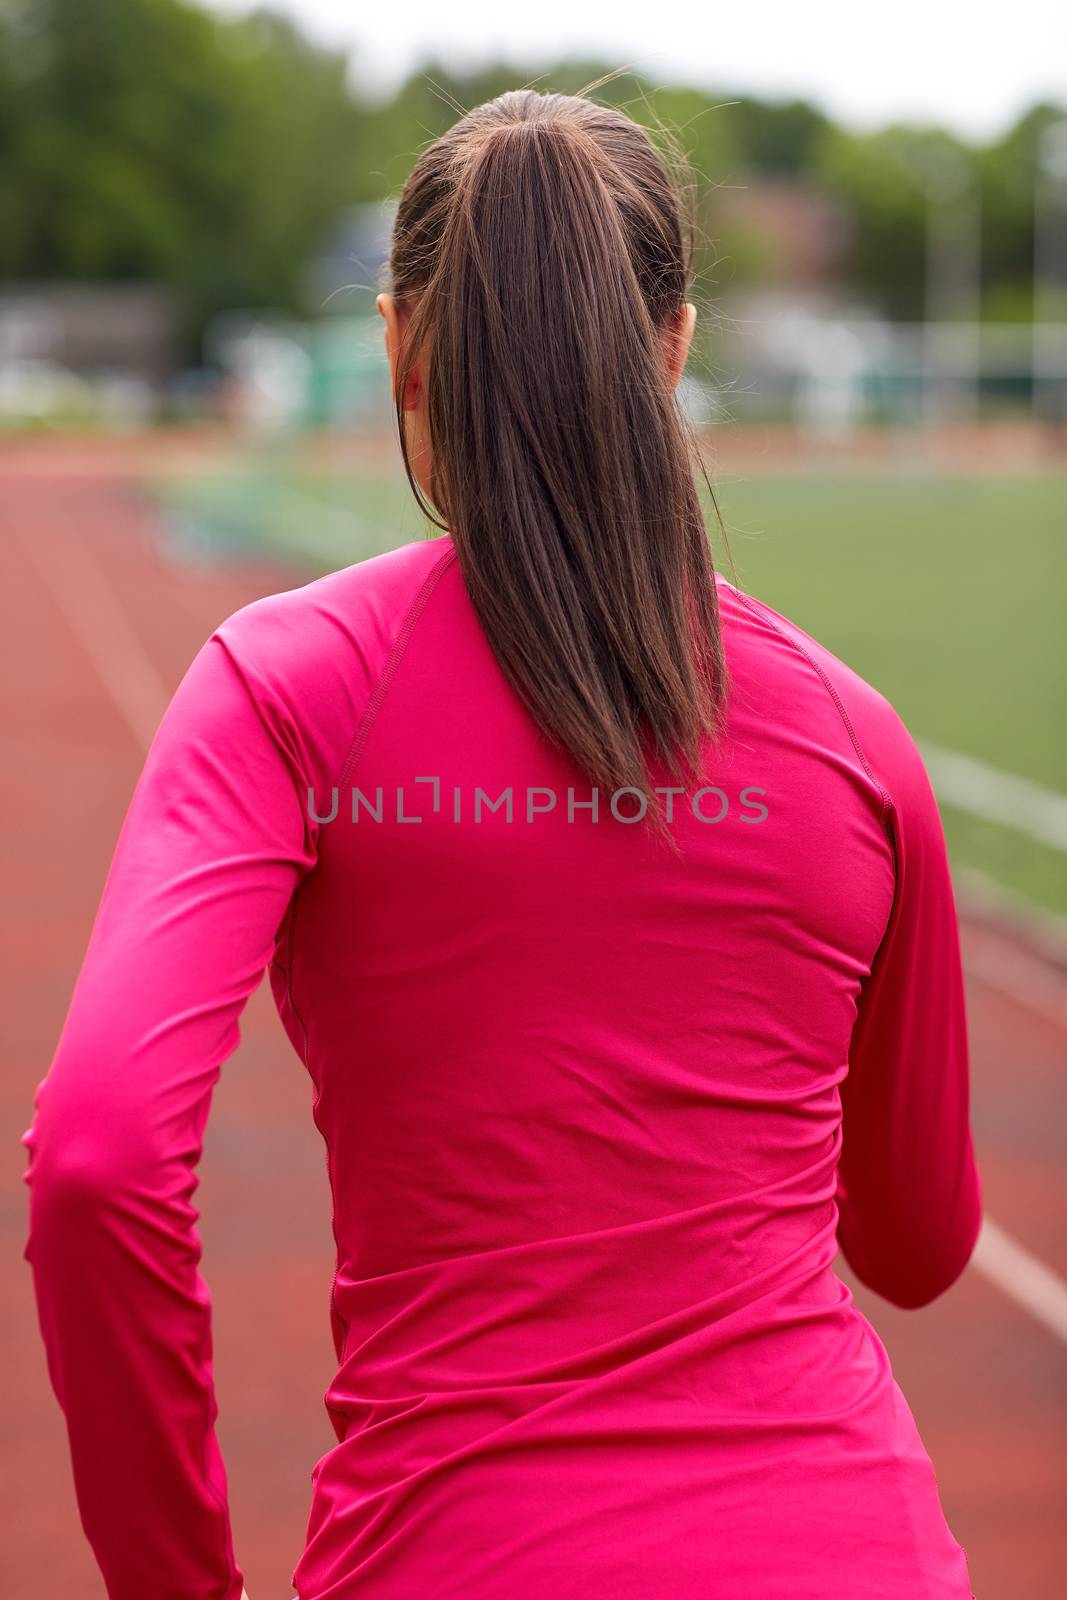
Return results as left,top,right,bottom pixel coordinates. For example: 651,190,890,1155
19,612,320,1600
836,716,983,1310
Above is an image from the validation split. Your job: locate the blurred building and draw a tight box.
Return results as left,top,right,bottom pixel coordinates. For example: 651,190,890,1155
0,282,178,428
712,178,852,290
0,283,177,382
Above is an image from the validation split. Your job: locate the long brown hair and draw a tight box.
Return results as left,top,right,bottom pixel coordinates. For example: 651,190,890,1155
383,84,730,825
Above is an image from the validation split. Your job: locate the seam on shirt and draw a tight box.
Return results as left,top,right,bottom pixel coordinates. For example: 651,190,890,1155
283,541,459,1395
728,583,895,848
335,542,460,795
727,584,905,1005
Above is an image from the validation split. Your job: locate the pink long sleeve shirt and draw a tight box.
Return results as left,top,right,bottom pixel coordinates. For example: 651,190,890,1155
21,533,982,1599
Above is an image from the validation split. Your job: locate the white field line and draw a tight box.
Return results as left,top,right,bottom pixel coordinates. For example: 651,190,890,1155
26,528,1067,1346
919,739,1067,855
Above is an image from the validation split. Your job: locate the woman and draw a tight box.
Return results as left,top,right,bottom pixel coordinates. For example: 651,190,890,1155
21,88,981,1599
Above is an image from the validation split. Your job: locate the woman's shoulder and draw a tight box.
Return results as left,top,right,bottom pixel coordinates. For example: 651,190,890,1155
211,533,456,684
180,535,458,776
714,573,930,813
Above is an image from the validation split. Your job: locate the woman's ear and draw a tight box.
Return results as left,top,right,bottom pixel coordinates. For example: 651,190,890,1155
376,291,399,375
663,301,697,391
376,291,421,411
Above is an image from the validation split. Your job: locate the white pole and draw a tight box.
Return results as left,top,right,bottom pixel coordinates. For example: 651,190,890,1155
923,145,982,430
1033,119,1067,428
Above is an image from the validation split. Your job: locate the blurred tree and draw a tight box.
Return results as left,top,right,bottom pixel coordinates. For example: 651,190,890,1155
978,101,1066,320
0,0,370,356
727,94,832,177
811,123,978,319
0,0,1061,351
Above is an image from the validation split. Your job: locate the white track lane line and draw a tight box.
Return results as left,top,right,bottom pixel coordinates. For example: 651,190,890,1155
971,1218,1067,1346
27,523,1067,1346
962,941,1067,1031
25,522,171,753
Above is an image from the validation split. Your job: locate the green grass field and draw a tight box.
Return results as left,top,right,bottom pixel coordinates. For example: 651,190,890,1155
709,471,1067,922
146,454,1067,919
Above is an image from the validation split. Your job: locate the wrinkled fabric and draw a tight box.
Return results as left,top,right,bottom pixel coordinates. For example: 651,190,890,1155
21,533,981,1599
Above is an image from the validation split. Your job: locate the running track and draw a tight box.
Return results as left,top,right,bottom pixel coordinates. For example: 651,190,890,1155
3,442,1064,1598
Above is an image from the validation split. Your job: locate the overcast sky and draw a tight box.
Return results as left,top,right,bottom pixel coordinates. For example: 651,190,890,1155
205,0,1067,140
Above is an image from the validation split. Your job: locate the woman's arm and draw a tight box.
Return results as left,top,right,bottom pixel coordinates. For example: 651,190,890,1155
836,714,983,1310
20,617,320,1600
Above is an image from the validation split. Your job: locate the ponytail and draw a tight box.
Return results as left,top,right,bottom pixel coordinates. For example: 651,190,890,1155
385,88,728,829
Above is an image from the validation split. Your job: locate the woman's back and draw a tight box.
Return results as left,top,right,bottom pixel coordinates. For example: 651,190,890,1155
21,83,981,1600
22,533,981,1598
272,536,979,1598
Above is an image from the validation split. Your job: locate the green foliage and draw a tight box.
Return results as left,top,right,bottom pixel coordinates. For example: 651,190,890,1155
0,0,369,348
0,0,1062,353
